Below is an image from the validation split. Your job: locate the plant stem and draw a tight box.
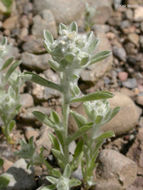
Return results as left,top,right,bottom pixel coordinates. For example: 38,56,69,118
61,71,70,165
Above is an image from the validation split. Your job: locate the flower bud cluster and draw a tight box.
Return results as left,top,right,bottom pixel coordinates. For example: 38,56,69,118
44,22,98,73
84,99,110,121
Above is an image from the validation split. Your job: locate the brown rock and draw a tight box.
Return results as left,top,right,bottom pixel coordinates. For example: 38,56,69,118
95,149,137,190
21,52,50,71
86,0,112,24
136,95,143,106
2,158,13,172
36,125,52,156
134,6,143,22
32,10,57,39
20,93,34,108
118,72,128,81
22,37,45,54
119,88,134,97
128,33,139,46
101,92,140,135
34,0,85,24
127,126,143,175
25,127,39,141
3,16,18,30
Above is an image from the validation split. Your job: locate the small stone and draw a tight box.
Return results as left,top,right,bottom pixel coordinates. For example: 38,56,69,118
20,93,34,108
136,95,143,106
19,28,28,41
36,125,52,156
127,126,143,175
25,127,39,141
2,159,13,173
32,11,57,39
120,88,134,97
21,52,50,71
118,72,128,81
19,106,51,123
125,9,133,20
122,78,137,89
128,33,139,46
139,35,143,48
141,22,143,32
3,16,18,30
34,0,85,24
95,149,137,190
20,15,29,28
1,159,36,190
134,6,143,22
120,20,131,30
87,0,112,24
113,0,122,10
22,37,45,53
113,46,127,62
124,42,137,55
101,92,140,135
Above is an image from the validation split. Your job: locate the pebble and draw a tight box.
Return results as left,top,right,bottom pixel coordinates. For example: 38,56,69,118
139,35,143,48
136,95,143,106
141,22,143,32
25,126,39,141
3,16,18,30
95,149,137,190
113,46,127,62
128,33,139,46
34,0,85,24
134,7,143,22
20,93,34,108
118,72,128,81
125,9,133,20
22,37,45,53
21,52,50,71
32,10,57,39
122,78,137,89
20,15,29,28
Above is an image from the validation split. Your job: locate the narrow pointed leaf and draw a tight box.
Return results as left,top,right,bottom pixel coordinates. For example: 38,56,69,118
69,178,81,187
74,139,83,159
0,158,4,168
5,61,20,80
85,32,99,53
1,57,14,71
69,22,78,32
50,111,60,124
63,164,71,178
46,176,58,184
95,131,115,142
67,124,92,144
44,30,54,44
71,91,114,103
70,110,87,128
51,168,61,178
90,51,111,65
49,133,61,151
8,120,15,133
40,185,56,190
48,60,60,71
33,111,56,129
59,23,67,35
24,72,61,92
